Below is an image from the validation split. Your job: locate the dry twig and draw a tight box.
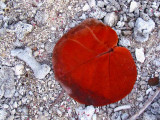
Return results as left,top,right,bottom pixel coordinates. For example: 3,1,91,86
130,87,160,120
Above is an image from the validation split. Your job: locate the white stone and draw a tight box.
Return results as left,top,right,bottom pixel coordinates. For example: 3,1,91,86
83,4,90,11
3,104,9,109
143,113,157,120
97,1,105,8
121,113,129,120
80,14,86,20
14,64,24,76
134,18,155,42
89,7,106,19
76,105,95,120
7,115,14,120
137,95,143,101
119,37,131,47
104,12,118,27
13,102,18,108
135,48,145,63
0,1,6,9
117,21,125,28
156,45,160,51
57,109,62,117
146,88,153,95
87,0,96,7
130,1,139,12
114,105,131,112
11,47,50,79
0,66,15,98
22,97,27,104
154,11,160,17
153,59,160,67
15,22,33,40
92,114,97,120
0,109,7,120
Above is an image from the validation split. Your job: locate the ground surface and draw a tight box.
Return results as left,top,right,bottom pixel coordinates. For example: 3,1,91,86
0,0,160,120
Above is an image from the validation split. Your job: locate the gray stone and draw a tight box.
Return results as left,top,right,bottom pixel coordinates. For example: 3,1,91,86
119,37,131,47
104,12,118,27
0,66,15,98
0,109,7,120
89,7,106,19
134,18,155,42
143,113,157,120
14,21,33,40
153,59,160,67
35,11,49,26
121,113,129,120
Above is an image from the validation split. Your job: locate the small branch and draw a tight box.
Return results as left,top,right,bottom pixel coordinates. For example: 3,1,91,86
130,87,160,120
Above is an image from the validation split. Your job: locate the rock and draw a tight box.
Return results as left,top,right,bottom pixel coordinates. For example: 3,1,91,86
15,21,33,40
37,115,48,120
117,21,125,28
137,95,143,101
156,45,160,51
128,21,134,28
121,113,129,120
79,14,87,20
83,3,90,11
13,101,18,108
0,1,6,9
110,103,117,108
97,1,105,8
14,64,24,76
3,104,9,109
76,105,95,120
35,10,49,26
114,105,131,112
154,11,160,17
104,12,118,27
134,18,155,42
119,37,131,47
130,1,139,12
11,47,50,79
7,115,14,120
57,109,62,117
146,88,153,95
0,66,15,98
0,109,7,120
143,113,157,120
87,0,96,8
89,7,106,19
153,59,160,67
135,48,145,63
92,114,96,120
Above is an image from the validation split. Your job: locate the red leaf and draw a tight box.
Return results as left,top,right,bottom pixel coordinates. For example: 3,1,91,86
52,19,137,106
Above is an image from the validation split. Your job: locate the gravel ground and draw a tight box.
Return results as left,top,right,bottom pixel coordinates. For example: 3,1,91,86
0,0,160,120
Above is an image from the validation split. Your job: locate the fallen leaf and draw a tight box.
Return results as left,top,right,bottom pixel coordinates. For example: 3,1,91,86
52,18,137,106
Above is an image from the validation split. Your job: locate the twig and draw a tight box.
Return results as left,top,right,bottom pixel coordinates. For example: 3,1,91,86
130,87,160,120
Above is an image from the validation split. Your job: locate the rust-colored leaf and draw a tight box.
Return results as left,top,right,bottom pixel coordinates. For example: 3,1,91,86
52,18,137,106
148,77,159,86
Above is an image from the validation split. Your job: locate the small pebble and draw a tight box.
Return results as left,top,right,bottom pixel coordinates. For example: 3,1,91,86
135,48,145,63
83,4,90,11
119,37,131,47
87,0,96,7
104,12,118,27
14,64,24,76
114,105,131,112
130,1,139,12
